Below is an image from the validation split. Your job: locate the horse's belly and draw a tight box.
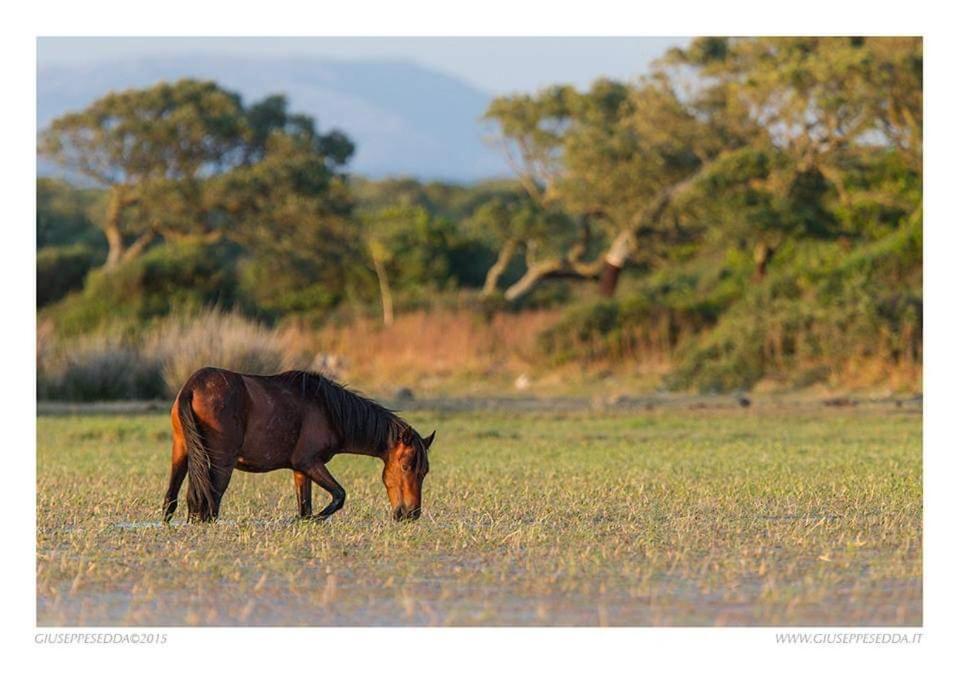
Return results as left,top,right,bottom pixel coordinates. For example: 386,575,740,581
234,457,280,473
236,413,301,469
235,434,298,470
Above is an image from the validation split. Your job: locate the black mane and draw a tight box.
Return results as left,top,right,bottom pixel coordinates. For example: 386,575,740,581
274,370,408,455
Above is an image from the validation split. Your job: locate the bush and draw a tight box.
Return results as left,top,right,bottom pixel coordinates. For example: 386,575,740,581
667,220,922,391
38,309,311,401
145,309,307,396
236,257,343,319
537,257,741,366
43,241,242,336
535,218,921,392
37,331,165,401
37,244,101,307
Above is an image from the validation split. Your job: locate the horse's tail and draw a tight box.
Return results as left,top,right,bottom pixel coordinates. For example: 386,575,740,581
178,389,217,521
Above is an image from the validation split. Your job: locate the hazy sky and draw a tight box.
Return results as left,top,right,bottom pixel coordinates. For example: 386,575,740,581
37,37,687,94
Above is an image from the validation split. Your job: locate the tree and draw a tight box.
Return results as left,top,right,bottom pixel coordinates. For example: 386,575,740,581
357,206,404,326
664,37,922,275
668,37,922,175
220,126,359,318
38,80,355,270
484,78,728,299
36,178,105,251
483,37,922,300
356,204,455,325
39,80,248,267
464,194,577,299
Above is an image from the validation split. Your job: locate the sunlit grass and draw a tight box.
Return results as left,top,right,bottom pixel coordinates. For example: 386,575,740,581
36,403,921,626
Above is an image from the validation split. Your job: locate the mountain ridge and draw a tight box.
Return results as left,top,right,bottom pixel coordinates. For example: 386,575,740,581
37,55,512,182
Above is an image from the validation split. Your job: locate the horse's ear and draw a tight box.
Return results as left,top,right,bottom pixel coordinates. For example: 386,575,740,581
423,430,436,449
401,426,414,446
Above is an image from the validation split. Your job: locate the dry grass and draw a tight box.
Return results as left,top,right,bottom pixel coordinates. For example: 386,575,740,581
38,306,922,401
37,309,311,400
36,327,165,401
37,308,564,400
288,308,563,392
145,310,309,396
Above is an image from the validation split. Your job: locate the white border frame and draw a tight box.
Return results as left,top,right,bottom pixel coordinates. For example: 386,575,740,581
6,2,957,682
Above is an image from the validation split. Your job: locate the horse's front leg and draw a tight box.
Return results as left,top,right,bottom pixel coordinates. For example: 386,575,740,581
300,461,346,520
293,470,312,517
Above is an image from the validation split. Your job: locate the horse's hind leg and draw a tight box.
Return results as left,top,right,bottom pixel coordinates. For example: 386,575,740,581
208,464,235,520
294,470,312,517
185,446,239,522
185,399,243,521
163,430,189,522
187,455,236,521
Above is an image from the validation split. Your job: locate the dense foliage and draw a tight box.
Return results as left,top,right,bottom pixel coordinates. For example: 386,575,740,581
37,38,922,394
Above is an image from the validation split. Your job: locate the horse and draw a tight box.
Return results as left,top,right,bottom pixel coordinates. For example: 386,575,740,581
162,367,435,523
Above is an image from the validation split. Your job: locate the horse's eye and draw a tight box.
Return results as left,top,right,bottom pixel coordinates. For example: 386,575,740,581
401,463,411,472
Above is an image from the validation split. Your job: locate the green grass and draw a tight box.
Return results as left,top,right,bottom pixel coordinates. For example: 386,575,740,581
36,402,921,626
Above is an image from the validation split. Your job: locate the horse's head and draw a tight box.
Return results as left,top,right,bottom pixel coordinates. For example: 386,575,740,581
383,426,435,521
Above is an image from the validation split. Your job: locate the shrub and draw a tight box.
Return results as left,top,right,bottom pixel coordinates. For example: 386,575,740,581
535,218,921,392
536,257,740,366
145,309,307,396
37,244,101,307
44,241,241,336
236,257,342,319
37,331,165,401
38,309,312,401
667,220,922,391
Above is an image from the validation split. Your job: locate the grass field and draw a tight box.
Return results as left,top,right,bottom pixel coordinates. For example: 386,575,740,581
36,399,922,626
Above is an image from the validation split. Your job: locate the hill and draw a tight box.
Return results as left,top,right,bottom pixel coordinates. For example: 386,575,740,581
37,55,510,182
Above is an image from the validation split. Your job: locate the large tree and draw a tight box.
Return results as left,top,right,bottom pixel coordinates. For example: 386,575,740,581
484,77,736,300
665,37,922,274
482,37,922,300
38,80,354,270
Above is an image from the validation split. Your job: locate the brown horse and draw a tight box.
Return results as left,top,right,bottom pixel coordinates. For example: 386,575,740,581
162,367,434,523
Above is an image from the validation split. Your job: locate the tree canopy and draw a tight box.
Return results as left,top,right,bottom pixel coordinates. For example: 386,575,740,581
39,79,355,268
37,38,923,393
482,36,922,298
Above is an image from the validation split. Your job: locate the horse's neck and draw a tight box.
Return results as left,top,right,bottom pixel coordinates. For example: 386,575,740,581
340,431,391,460
329,397,397,459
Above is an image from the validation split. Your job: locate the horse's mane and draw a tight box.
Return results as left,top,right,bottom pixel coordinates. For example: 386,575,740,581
275,370,411,457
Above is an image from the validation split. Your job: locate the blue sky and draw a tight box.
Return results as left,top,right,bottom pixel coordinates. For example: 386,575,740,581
37,37,687,94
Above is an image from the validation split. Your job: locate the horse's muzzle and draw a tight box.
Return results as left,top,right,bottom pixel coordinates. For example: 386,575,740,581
393,506,421,521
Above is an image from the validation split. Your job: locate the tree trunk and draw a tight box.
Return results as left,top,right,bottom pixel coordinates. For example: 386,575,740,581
753,242,775,281
372,256,394,327
120,229,156,264
595,171,702,297
598,231,635,297
103,188,126,269
103,186,154,269
503,257,564,302
598,265,621,297
482,239,518,297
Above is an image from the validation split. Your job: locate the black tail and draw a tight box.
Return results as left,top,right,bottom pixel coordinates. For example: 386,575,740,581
179,390,217,521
